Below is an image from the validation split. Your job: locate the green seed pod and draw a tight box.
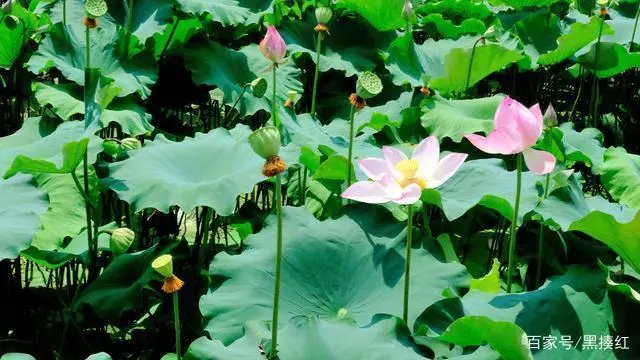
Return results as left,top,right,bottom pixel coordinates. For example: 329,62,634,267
109,228,135,256
152,254,174,278
102,139,120,156
315,6,333,25
121,137,142,151
85,0,108,18
248,126,281,160
356,71,383,100
250,77,268,98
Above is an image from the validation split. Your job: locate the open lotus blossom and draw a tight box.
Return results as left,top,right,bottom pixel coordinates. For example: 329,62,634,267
259,26,286,64
464,96,556,175
342,137,468,205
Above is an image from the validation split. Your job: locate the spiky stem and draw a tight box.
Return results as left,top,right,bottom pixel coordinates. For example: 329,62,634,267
465,37,484,93
506,153,523,293
310,32,323,116
173,291,182,360
346,105,356,186
536,173,551,288
270,174,284,359
402,205,414,323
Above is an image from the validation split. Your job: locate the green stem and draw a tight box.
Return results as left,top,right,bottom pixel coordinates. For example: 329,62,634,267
223,84,249,125
272,65,279,128
86,27,91,70
464,37,483,93
71,171,97,209
123,0,134,59
270,174,284,359
506,154,523,293
402,205,414,324
630,3,640,51
590,16,605,127
63,0,66,26
535,173,551,288
196,207,213,272
160,18,181,58
568,65,584,123
173,291,182,360
346,105,356,187
82,152,96,281
310,32,323,116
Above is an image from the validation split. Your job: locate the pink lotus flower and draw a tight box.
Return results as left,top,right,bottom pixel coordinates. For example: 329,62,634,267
259,26,286,64
342,137,468,205
464,96,556,175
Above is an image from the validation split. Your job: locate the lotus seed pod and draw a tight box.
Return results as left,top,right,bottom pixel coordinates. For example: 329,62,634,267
355,71,383,100
597,0,608,6
4,14,19,29
543,104,558,129
109,227,135,256
85,0,108,18
248,126,281,160
250,77,268,98
102,140,120,156
152,254,174,278
121,137,142,151
315,6,333,25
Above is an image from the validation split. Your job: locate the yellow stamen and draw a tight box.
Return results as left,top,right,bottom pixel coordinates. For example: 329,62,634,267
396,158,427,189
396,159,420,180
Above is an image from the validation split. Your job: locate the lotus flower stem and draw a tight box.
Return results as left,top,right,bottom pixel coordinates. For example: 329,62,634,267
569,66,584,123
223,84,249,125
464,37,484,93
535,172,551,288
631,5,640,51
160,18,181,58
346,105,356,187
63,0,66,26
70,171,96,209
270,174,284,359
272,66,279,128
506,153,523,293
310,32,323,116
173,291,182,360
402,205,414,323
123,0,134,59
589,16,606,127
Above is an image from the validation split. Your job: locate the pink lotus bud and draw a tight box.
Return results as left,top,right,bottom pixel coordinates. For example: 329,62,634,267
259,26,286,64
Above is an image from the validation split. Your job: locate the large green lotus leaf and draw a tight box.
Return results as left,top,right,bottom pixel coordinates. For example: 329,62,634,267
280,109,380,160
200,206,469,343
513,13,562,67
351,91,415,133
335,0,406,31
105,126,265,215
152,17,202,58
0,3,38,69
418,266,614,359
595,147,640,209
417,0,491,39
176,0,273,26
3,138,89,178
75,240,178,320
422,158,542,224
435,316,532,360
0,175,48,260
421,95,504,142
537,16,613,66
33,82,154,136
430,43,524,94
546,123,605,167
386,33,478,87
577,42,640,78
535,174,640,272
422,14,486,39
183,41,302,117
187,317,424,360
279,15,395,77
27,23,157,99
105,0,173,43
